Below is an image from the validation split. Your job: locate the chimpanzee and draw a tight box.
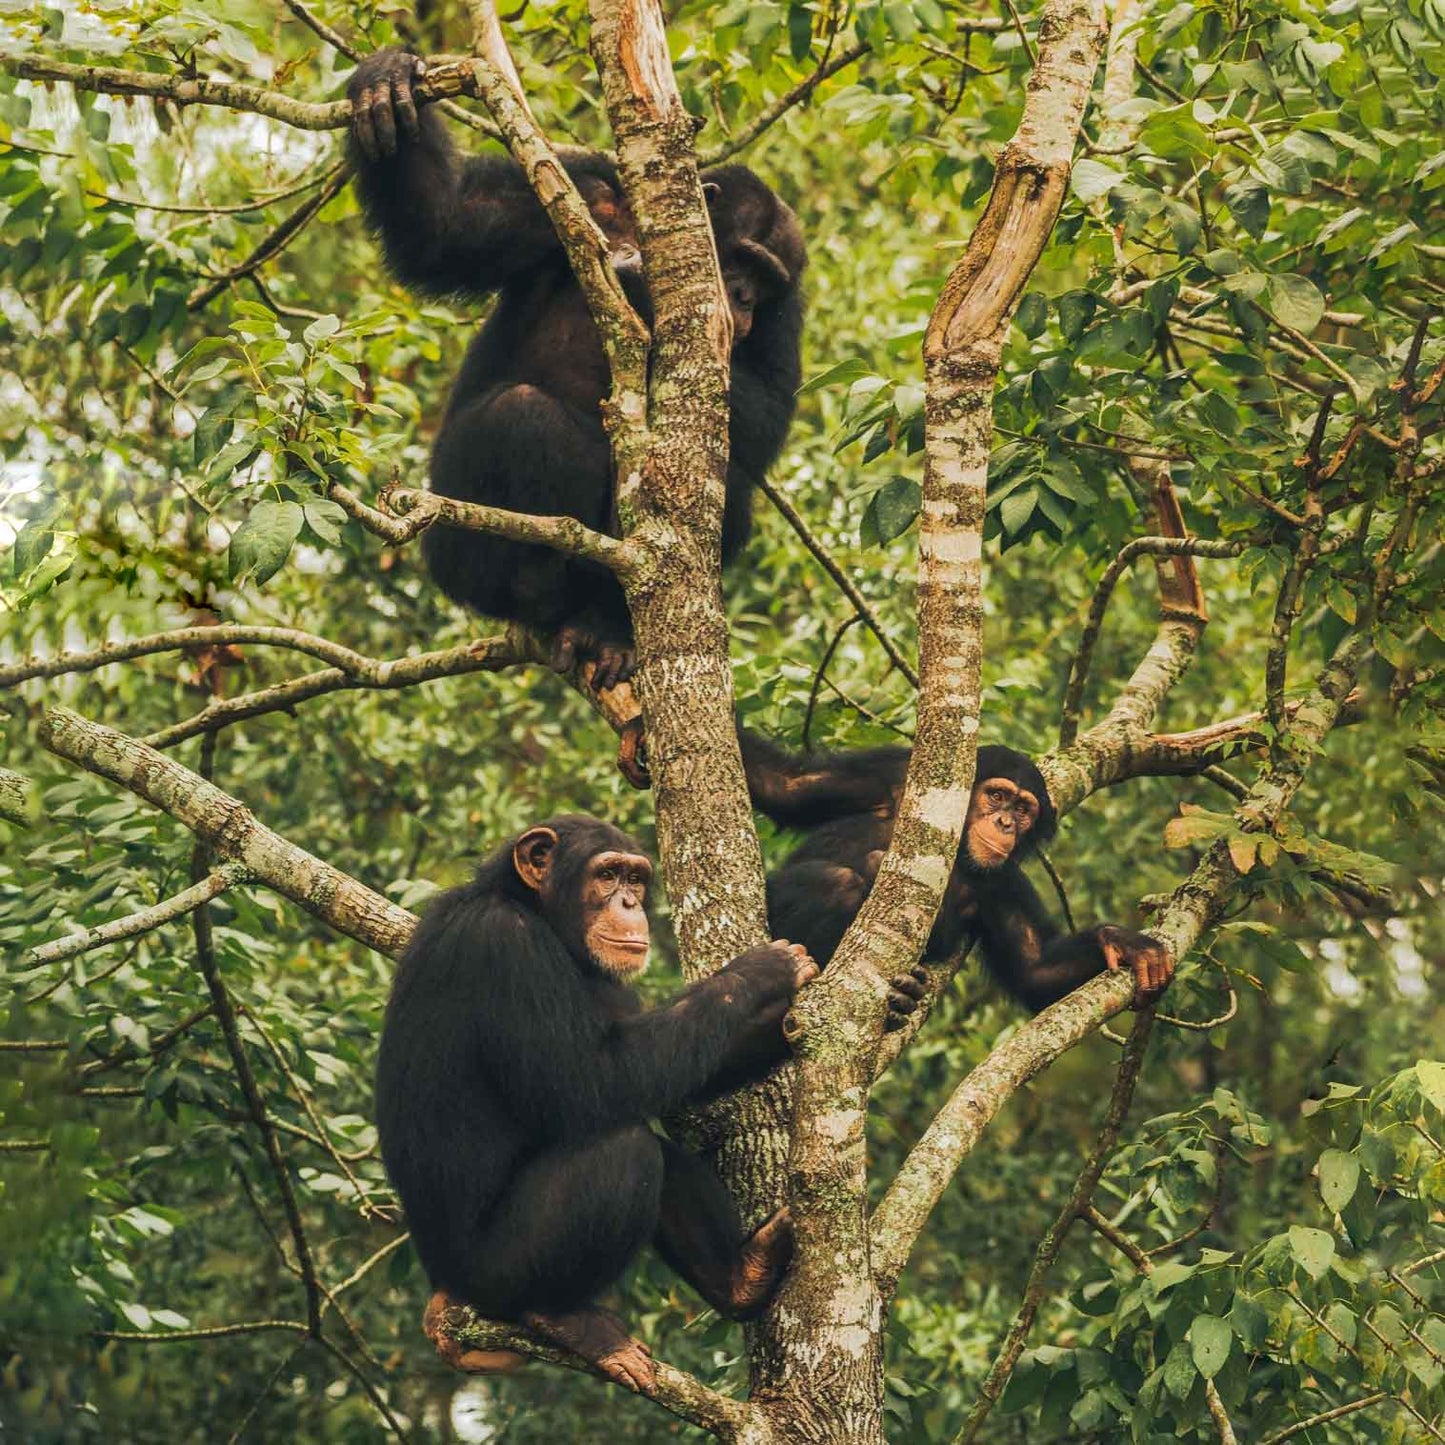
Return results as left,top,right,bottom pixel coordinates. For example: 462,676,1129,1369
739,731,1173,1019
375,815,818,1392
347,50,807,690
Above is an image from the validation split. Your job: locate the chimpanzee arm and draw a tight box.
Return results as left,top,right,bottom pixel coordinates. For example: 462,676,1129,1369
739,729,907,828
974,867,1171,1012
346,49,593,297
464,905,804,1134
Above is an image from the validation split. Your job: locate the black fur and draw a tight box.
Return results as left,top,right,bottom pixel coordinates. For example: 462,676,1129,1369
348,50,805,660
375,815,803,1320
740,731,1147,1012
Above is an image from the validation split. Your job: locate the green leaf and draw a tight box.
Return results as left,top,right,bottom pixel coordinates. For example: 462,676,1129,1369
303,499,349,547
1190,1314,1232,1379
1071,159,1125,203
1418,1060,1445,1113
302,313,341,347
12,521,54,578
860,477,921,547
800,358,877,395
1288,1225,1335,1279
1318,1149,1360,1211
788,3,813,60
228,501,304,587
1163,1338,1196,1398
1224,181,1270,239
1265,274,1325,334
998,488,1036,537
1015,291,1048,337
1230,1296,1269,1351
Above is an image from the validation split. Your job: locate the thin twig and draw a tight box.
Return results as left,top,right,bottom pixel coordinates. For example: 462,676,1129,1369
700,42,871,166
954,1010,1154,1442
188,164,349,309
25,865,249,968
757,474,918,686
191,731,323,1337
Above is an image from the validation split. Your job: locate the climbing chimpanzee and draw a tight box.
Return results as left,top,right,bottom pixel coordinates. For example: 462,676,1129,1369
375,815,817,1392
347,50,807,690
739,731,1173,1020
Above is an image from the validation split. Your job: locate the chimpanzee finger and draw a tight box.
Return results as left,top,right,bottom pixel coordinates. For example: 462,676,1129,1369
394,65,422,141
1102,938,1124,973
889,971,926,1002
352,85,379,160
550,635,578,675
371,82,399,157
593,651,622,693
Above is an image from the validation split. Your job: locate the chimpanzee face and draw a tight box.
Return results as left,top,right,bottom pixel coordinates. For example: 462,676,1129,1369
513,825,653,979
723,268,760,341
577,851,653,978
962,776,1041,870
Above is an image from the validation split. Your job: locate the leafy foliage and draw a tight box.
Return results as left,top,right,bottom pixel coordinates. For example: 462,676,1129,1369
2,0,1443,1440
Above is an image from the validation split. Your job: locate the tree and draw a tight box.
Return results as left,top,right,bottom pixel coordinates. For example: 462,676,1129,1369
2,0,1443,1442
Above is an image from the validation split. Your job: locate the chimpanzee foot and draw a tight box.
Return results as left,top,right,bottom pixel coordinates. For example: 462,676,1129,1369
422,1290,528,1374
522,1307,655,1393
728,1207,795,1319
616,716,651,790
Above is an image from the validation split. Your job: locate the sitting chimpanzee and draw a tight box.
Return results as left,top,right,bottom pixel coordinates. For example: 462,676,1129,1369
347,50,806,691
739,731,1173,1019
375,815,818,1392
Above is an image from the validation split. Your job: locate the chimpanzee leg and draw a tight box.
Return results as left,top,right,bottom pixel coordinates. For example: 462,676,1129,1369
653,1138,794,1320
431,1126,664,1391
457,1125,664,1319
423,383,626,640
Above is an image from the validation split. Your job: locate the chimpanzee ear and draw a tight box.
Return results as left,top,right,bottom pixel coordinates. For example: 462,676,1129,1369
513,827,559,892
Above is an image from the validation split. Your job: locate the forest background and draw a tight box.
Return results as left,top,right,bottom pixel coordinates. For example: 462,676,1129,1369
1,0,1444,1441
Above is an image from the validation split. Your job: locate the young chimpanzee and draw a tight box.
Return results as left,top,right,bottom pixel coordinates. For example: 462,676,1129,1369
739,731,1173,1020
375,815,817,1392
347,51,806,690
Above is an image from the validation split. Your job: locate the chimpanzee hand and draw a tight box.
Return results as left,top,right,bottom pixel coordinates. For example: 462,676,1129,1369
1097,925,1173,1007
883,965,929,1032
349,48,427,161
720,940,819,1009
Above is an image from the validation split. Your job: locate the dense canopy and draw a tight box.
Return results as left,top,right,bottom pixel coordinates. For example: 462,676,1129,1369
1,0,1443,1441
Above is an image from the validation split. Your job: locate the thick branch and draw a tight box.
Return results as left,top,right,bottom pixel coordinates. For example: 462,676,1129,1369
25,864,248,968
38,709,416,957
381,487,637,573
441,1303,749,1439
0,766,37,825
140,635,521,749
0,52,492,134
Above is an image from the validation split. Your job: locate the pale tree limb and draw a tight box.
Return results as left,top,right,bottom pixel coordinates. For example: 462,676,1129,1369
1257,1394,1389,1445
139,635,522,749
439,1302,751,1438
380,486,637,572
24,864,250,968
0,766,38,825
774,0,1111,1421
0,52,491,134
37,708,416,958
